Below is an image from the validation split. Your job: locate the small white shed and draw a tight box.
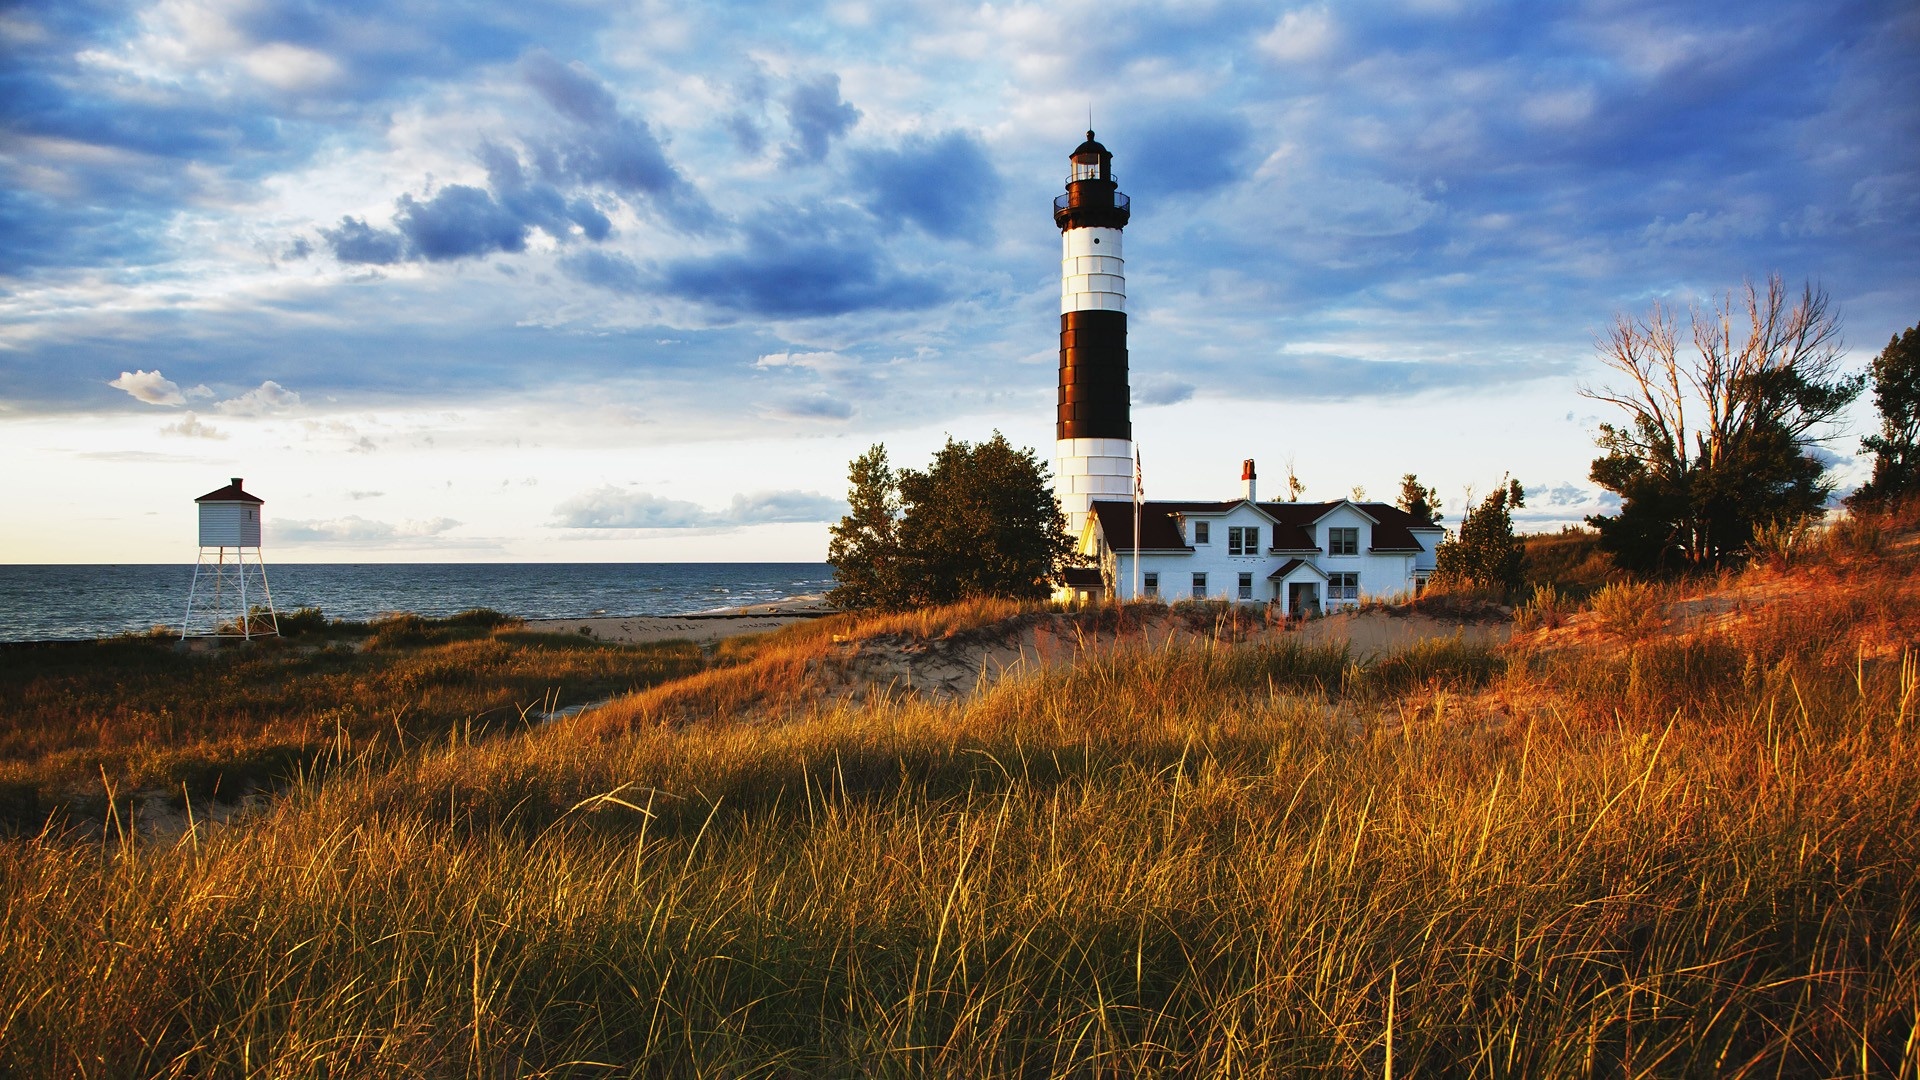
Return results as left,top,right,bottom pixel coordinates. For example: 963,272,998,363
195,477,264,547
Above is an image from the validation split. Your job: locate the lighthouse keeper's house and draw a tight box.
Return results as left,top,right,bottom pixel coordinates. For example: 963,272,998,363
1078,461,1444,615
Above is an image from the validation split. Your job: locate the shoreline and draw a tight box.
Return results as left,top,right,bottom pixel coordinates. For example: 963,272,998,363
0,595,838,649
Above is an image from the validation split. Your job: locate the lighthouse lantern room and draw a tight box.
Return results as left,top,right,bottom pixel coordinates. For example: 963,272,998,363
1053,130,1134,540
182,477,279,640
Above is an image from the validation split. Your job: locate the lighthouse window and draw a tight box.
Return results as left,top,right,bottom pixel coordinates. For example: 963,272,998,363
1192,521,1210,545
1228,526,1259,555
1328,527,1359,556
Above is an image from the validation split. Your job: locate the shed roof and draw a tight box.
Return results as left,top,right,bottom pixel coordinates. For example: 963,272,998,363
1267,558,1328,581
1059,565,1105,587
195,478,264,504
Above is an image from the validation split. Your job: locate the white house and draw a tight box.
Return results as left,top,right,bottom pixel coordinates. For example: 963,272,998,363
1072,460,1444,614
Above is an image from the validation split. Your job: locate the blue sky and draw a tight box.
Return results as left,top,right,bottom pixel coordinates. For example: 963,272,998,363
2,0,1914,562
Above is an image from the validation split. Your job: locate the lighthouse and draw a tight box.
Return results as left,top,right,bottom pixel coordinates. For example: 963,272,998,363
1052,130,1133,539
181,477,279,640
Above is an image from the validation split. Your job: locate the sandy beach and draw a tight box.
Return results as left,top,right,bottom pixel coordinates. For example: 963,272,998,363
524,596,836,645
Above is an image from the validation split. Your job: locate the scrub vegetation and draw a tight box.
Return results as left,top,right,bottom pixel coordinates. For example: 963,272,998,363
3,511,1919,1076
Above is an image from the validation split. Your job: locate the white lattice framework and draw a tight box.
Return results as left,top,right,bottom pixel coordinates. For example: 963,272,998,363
181,546,279,639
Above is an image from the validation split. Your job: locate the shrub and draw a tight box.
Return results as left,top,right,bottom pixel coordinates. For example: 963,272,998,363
445,607,521,629
1512,583,1568,631
1823,513,1887,559
275,606,329,636
1589,579,1662,636
367,612,442,650
1746,517,1814,570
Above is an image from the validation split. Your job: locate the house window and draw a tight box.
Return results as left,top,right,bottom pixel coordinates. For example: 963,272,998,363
1191,572,1207,598
1237,572,1253,599
1193,521,1210,545
1329,572,1360,601
1328,527,1359,556
1228,525,1260,555
1143,572,1159,597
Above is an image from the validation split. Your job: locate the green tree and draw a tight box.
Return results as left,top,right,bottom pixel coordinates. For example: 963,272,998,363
1583,277,1862,573
1396,474,1443,524
1849,322,1920,509
825,445,906,610
826,434,1076,610
1433,477,1526,590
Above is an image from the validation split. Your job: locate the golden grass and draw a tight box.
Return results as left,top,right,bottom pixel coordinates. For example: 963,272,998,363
4,556,1920,1074
0,613,710,809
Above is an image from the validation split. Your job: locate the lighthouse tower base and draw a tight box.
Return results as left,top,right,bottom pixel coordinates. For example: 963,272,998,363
1056,436,1135,541
181,546,279,640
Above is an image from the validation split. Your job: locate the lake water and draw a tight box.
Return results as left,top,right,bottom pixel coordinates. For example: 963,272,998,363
0,563,836,642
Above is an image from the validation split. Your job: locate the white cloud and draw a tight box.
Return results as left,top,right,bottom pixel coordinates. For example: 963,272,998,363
242,42,341,91
274,516,462,542
755,350,848,372
160,411,227,439
553,487,844,529
215,380,302,416
1259,6,1338,63
109,369,186,406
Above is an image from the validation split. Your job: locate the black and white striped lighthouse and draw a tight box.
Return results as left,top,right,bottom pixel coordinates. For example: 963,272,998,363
1052,130,1133,538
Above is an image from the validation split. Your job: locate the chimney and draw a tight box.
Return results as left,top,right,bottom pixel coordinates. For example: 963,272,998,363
1241,459,1257,502
231,477,243,490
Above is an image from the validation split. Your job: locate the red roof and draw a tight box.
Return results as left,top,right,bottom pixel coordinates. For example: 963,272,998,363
195,478,264,504
1089,500,1194,550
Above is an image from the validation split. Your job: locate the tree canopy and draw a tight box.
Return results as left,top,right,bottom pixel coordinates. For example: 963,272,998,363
1583,276,1862,573
1433,477,1525,590
1849,322,1920,509
827,434,1076,610
1396,474,1443,525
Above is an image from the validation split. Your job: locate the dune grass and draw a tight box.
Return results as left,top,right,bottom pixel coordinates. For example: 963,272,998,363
3,569,1917,1075
0,611,709,821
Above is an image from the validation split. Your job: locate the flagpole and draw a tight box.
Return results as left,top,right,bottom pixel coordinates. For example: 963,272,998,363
1132,446,1143,602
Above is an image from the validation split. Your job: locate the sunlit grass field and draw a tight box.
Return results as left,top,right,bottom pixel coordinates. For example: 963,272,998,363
2,531,1917,1076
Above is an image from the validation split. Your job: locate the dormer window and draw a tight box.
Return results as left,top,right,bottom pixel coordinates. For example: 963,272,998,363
1329,527,1359,556
1193,521,1210,545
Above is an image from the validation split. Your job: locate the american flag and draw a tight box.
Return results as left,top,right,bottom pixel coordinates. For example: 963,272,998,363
1134,447,1143,503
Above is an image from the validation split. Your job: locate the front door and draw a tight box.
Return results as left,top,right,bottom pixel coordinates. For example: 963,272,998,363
1288,582,1320,616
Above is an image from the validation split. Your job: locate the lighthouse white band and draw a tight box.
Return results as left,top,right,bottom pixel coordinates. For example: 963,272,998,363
1060,227,1126,315
1055,436,1135,540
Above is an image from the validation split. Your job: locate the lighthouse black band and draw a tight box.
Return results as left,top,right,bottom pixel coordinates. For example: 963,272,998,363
1057,309,1131,440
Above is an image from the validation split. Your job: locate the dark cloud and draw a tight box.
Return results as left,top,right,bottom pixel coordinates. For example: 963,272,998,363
1238,354,1578,401
395,185,528,262
762,393,856,421
850,130,1000,242
552,486,844,528
522,51,621,126
521,51,712,230
320,216,408,265
660,207,944,317
1126,113,1253,198
482,143,613,241
322,150,615,266
559,250,646,294
783,74,860,165
1134,378,1196,407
